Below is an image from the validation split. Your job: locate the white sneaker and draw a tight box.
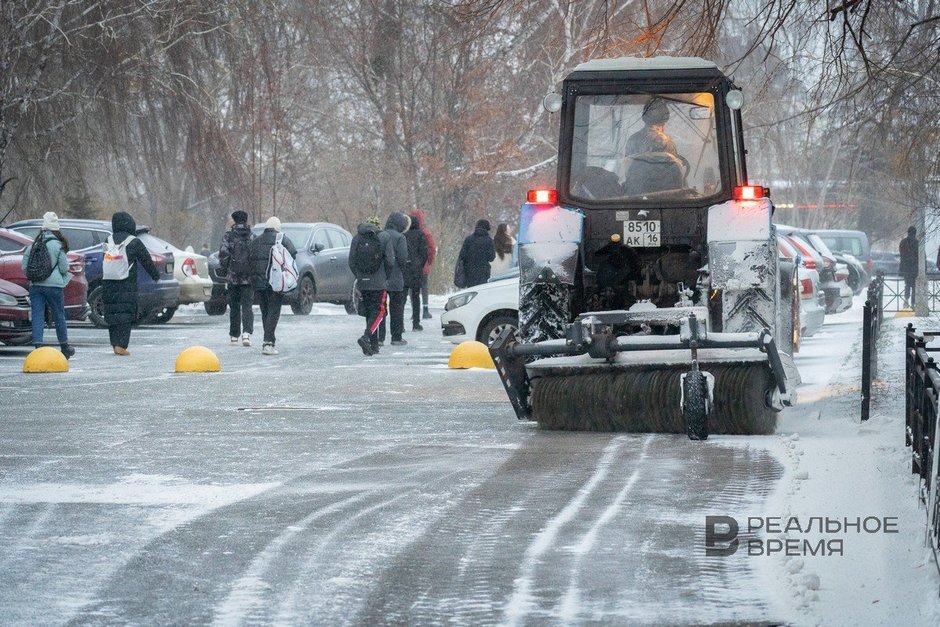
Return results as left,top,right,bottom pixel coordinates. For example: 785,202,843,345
230,336,238,344
242,333,251,347
262,343,278,355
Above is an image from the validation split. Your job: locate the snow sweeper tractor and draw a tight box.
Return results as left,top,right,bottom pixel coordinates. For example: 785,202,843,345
489,57,800,440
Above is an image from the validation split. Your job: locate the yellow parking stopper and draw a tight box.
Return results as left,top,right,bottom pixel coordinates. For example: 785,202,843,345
896,309,915,318
175,346,221,373
22,347,69,373
448,340,495,369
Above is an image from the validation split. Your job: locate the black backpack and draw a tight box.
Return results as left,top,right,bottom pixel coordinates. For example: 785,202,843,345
25,234,54,282
229,233,251,278
351,230,383,276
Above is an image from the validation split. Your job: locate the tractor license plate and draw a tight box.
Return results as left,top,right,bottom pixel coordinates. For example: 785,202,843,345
623,220,661,247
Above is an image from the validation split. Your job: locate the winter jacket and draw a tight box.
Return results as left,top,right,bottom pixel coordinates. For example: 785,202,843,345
403,220,429,289
899,234,919,278
383,212,410,292
349,223,396,292
457,225,496,288
21,231,70,288
490,237,516,277
102,212,160,326
409,209,436,274
219,223,253,285
249,228,297,291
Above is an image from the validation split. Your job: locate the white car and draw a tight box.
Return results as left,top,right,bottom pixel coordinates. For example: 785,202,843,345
441,269,519,345
137,233,213,318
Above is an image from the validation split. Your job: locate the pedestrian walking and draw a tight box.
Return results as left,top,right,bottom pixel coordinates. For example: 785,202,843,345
219,210,254,346
490,223,515,276
102,211,160,355
20,211,75,358
249,216,297,355
379,212,410,345
348,217,395,356
409,209,436,320
455,219,496,288
404,213,429,331
899,225,919,308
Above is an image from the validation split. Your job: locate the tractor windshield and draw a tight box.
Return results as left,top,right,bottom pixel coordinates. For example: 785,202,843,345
569,92,721,203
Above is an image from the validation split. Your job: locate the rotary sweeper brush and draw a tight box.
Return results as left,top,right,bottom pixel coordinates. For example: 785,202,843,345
490,57,801,440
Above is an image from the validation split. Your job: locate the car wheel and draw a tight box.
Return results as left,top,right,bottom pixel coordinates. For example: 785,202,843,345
150,306,178,324
479,314,518,346
344,281,360,315
204,300,227,316
87,285,108,329
291,275,315,315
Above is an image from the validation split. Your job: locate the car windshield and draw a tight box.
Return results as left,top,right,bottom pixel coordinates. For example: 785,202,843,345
569,92,721,203
251,225,310,248
819,235,863,257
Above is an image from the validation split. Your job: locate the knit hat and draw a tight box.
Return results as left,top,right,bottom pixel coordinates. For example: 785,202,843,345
265,216,281,231
231,210,248,225
42,211,60,231
475,219,491,232
366,215,381,227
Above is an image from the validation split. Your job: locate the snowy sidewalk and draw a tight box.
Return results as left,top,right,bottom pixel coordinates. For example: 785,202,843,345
760,305,940,625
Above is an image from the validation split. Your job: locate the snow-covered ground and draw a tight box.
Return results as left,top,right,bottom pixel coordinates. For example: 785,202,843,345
757,304,940,625
0,299,938,624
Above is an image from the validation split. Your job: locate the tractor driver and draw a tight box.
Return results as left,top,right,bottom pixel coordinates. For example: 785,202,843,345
626,98,677,154
623,98,686,195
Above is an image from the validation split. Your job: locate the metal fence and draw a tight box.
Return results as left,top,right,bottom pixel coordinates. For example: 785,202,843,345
904,324,940,576
879,275,940,313
861,275,885,421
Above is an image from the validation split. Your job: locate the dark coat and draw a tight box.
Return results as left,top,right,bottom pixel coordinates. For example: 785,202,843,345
102,212,160,326
383,212,410,292
249,228,297,291
457,225,496,287
219,223,253,285
403,220,429,289
349,223,396,292
899,234,919,278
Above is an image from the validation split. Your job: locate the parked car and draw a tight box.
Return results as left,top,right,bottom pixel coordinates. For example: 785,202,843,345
777,235,826,338
777,227,853,314
135,233,213,322
815,229,873,278
0,277,31,345
0,227,89,321
204,222,357,316
7,219,179,327
442,267,520,345
803,231,868,295
870,250,900,276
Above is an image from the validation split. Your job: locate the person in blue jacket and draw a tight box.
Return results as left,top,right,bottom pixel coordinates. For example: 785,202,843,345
21,212,75,358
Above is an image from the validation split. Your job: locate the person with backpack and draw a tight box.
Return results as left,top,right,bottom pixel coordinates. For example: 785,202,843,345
102,211,160,355
219,210,254,346
456,219,496,288
409,209,436,320
348,216,395,356
248,216,297,355
404,213,429,331
20,211,75,358
379,212,410,346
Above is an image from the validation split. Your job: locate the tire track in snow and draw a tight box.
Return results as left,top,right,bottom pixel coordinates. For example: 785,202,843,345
502,436,627,626
557,434,653,622
210,493,370,626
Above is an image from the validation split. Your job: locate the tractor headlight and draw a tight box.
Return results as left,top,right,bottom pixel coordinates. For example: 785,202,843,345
445,291,477,311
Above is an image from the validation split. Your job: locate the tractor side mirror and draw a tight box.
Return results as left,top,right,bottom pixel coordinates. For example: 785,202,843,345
725,90,744,110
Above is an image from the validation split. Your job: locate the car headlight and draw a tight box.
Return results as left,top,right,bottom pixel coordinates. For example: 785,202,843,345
445,291,477,311
0,293,17,306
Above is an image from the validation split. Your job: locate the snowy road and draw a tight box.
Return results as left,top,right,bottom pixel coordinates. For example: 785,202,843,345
0,302,933,624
